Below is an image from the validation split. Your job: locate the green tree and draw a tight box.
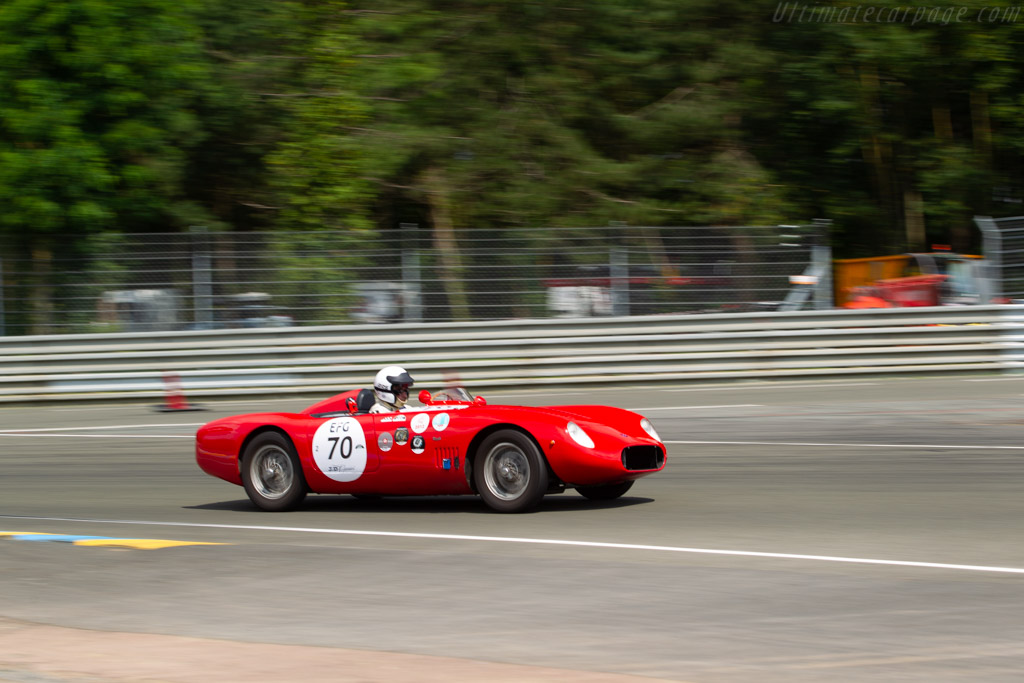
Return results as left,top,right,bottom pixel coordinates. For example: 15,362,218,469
0,0,211,330
187,0,331,233
749,0,1024,255
257,0,378,323
266,1,374,235
321,0,793,317
343,0,791,228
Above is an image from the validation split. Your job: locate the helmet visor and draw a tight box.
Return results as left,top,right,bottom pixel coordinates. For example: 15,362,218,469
386,371,414,387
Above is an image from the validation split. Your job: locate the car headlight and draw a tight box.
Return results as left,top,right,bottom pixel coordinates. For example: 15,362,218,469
640,418,661,442
566,421,594,448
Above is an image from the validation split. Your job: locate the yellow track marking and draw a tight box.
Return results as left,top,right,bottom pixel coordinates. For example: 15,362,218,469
74,539,225,549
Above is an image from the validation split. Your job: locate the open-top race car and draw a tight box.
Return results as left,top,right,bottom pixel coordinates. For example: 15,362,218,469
195,386,667,513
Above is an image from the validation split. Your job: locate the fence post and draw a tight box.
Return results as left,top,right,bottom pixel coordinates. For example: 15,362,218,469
610,247,629,316
812,219,833,310
191,226,213,329
975,216,1002,303
401,223,422,322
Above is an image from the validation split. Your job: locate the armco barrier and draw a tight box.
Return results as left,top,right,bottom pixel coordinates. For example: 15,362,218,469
1,305,1022,404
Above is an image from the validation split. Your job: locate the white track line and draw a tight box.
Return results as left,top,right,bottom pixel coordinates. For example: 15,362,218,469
4,515,1023,575
636,404,762,411
0,423,204,433
965,377,1024,382
486,390,623,398
0,423,203,438
664,382,878,392
667,439,1024,450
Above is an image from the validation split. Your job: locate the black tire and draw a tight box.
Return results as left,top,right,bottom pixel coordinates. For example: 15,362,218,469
577,480,634,501
241,432,307,511
473,429,548,513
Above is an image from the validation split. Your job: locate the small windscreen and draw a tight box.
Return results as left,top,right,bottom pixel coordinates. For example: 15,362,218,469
432,386,474,402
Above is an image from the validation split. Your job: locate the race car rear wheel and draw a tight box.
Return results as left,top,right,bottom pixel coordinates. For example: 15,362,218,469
474,430,548,513
577,480,634,501
241,432,307,512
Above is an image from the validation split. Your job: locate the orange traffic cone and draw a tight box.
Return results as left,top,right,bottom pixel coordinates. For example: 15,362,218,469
155,372,204,412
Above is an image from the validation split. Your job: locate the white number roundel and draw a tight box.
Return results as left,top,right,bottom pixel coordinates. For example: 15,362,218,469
312,417,367,482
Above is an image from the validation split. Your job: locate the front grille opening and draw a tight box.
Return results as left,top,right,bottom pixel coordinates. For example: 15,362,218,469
622,445,664,471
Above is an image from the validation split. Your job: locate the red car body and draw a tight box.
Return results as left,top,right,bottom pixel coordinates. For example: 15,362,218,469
196,387,667,512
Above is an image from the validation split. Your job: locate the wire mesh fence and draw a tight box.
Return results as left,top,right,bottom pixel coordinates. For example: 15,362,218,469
0,222,829,335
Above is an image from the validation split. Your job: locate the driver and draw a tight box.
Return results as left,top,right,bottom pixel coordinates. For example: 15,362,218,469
370,365,415,413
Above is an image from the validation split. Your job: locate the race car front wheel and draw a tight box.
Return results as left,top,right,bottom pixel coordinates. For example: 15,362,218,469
241,432,307,512
474,429,548,513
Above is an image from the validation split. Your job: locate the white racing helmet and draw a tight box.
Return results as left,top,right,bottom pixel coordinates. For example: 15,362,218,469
374,365,415,409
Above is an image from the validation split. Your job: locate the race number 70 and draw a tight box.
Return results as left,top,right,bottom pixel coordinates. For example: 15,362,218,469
327,436,353,459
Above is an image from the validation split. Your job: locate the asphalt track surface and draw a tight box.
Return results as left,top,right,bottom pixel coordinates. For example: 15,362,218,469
2,375,1024,681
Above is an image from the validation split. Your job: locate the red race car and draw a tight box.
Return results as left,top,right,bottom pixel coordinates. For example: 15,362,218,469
196,386,667,513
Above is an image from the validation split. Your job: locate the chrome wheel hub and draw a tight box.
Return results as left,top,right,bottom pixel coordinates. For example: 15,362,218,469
251,445,294,499
484,444,529,500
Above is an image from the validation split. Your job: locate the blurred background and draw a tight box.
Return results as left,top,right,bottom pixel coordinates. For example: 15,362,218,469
3,0,1024,333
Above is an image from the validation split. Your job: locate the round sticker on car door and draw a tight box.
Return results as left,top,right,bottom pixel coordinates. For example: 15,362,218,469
410,413,430,434
431,412,450,432
312,417,367,482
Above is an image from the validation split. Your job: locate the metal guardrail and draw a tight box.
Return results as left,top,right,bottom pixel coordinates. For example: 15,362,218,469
1,305,1022,404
